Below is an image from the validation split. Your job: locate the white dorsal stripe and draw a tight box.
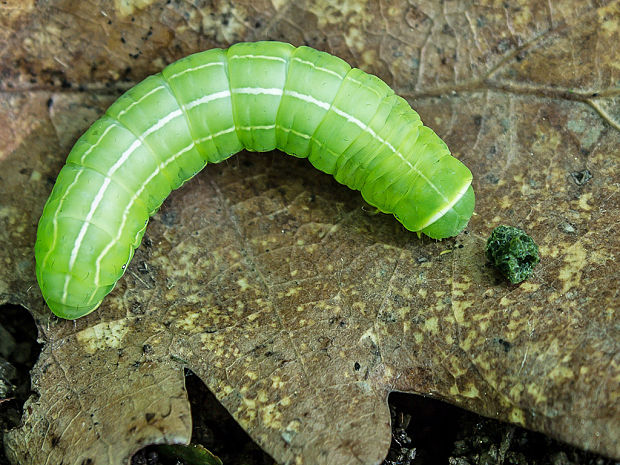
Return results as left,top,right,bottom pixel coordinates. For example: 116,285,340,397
291,57,382,98
292,57,345,79
166,61,224,81
117,85,166,118
230,54,287,63
78,123,118,164
345,76,385,98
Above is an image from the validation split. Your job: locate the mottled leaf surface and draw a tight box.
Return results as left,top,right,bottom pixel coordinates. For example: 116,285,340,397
1,0,618,464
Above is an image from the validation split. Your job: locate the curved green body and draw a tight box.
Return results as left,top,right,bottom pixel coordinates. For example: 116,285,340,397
35,41,475,319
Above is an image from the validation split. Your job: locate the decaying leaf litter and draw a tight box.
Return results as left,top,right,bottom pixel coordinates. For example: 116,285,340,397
0,0,618,464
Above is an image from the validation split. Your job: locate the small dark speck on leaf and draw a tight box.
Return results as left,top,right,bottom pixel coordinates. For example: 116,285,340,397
559,222,576,234
570,169,592,186
495,338,512,352
354,362,361,371
484,173,499,184
138,261,149,274
161,210,177,227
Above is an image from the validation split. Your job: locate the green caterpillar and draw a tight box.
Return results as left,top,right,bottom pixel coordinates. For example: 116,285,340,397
35,41,475,320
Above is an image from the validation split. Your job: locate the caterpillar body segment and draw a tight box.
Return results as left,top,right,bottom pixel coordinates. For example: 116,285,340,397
35,41,475,319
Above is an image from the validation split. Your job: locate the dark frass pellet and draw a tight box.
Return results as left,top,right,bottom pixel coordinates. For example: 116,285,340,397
486,225,540,284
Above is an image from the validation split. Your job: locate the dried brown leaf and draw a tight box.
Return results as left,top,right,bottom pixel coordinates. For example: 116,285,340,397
1,1,618,464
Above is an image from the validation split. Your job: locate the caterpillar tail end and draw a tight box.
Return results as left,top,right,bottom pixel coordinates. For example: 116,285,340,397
419,185,475,240
35,262,111,319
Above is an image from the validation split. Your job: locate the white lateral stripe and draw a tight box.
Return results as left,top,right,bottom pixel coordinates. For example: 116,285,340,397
63,138,142,303
109,140,142,173
418,180,471,229
232,87,283,96
230,54,287,63
117,85,166,118
142,110,183,138
232,88,445,202
197,124,311,140
62,178,110,301
278,126,311,139
91,142,196,291
89,121,317,296
41,170,85,269
90,120,316,295
195,127,237,144
185,90,231,110
68,139,141,266
166,61,224,80
292,57,344,79
69,178,111,269
238,125,276,131
281,90,447,202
